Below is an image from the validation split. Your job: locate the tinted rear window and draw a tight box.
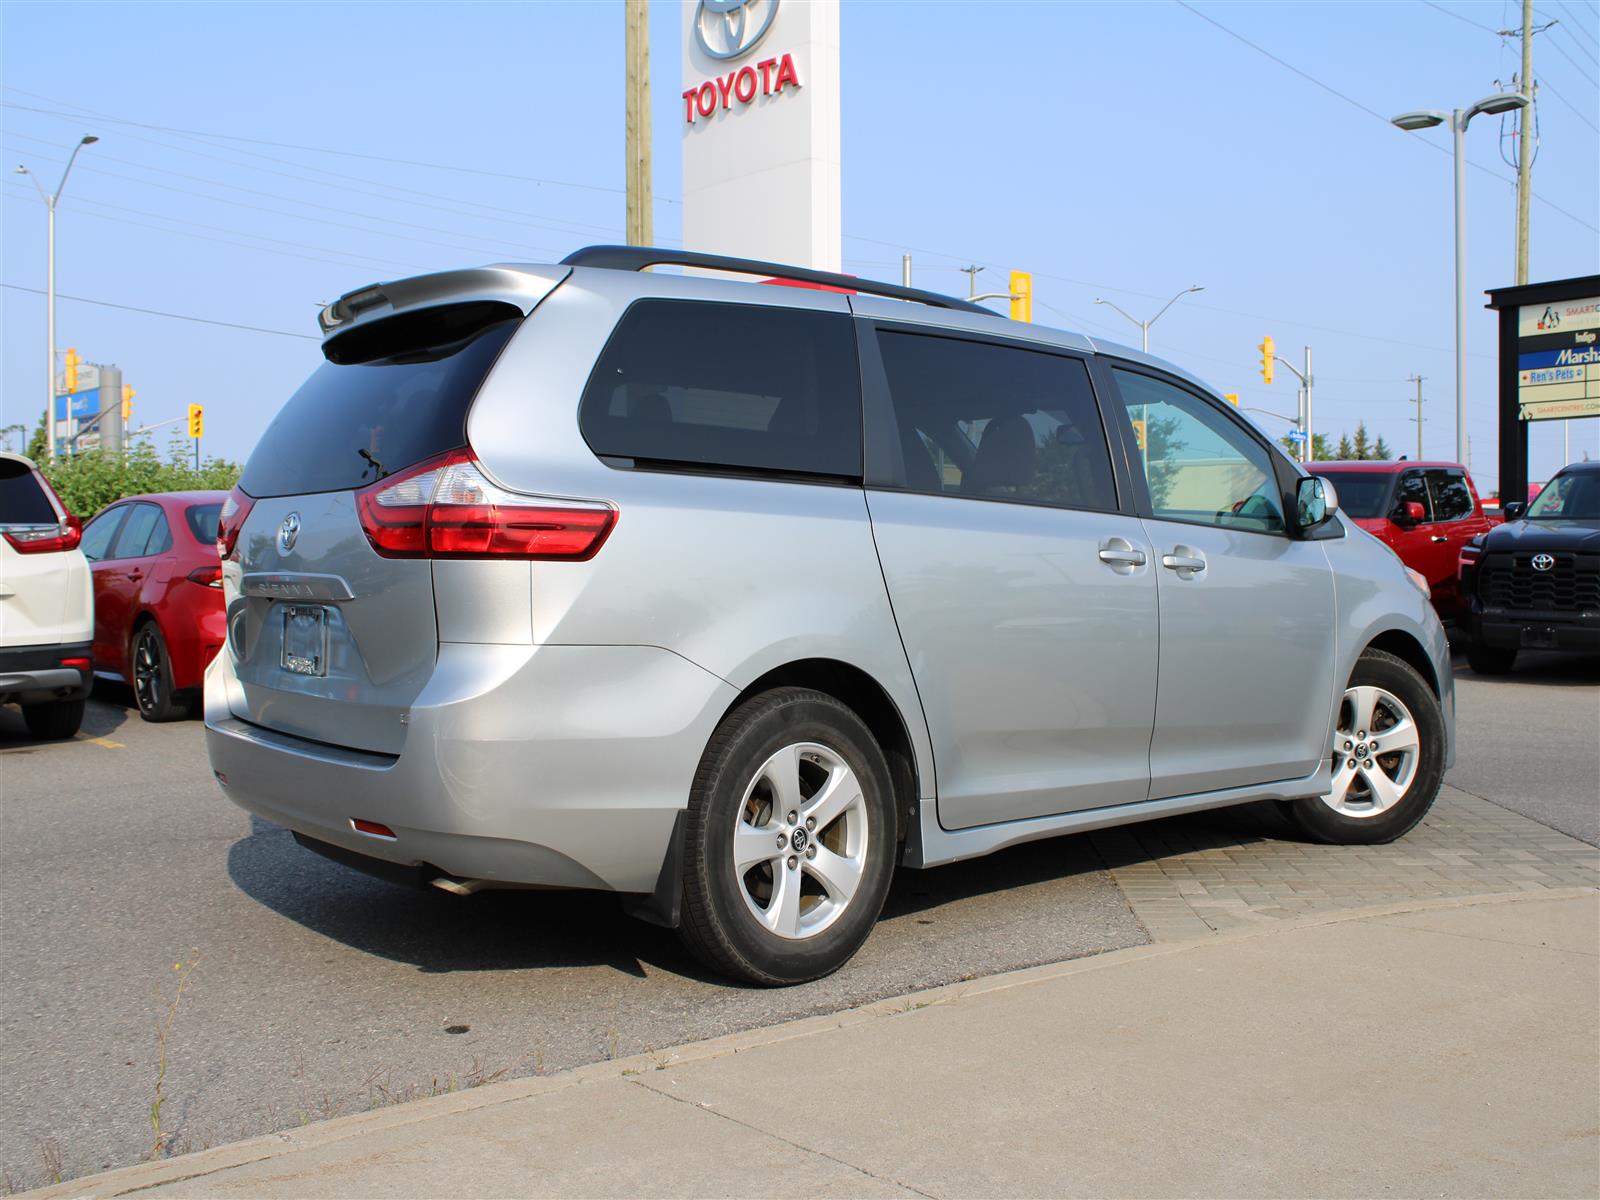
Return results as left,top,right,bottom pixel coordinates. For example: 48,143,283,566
239,312,520,498
0,459,56,525
186,503,222,545
579,300,862,479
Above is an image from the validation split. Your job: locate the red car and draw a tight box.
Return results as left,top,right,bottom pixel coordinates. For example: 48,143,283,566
78,491,228,721
1308,461,1494,619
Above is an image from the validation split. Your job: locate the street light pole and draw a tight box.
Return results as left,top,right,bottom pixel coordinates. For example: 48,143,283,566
1094,285,1204,354
15,135,99,463
1391,94,1527,466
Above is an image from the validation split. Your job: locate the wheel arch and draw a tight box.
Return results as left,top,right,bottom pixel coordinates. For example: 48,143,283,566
1362,628,1440,697
727,658,922,846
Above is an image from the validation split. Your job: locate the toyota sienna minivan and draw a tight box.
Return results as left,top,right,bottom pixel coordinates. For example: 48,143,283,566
206,246,1452,984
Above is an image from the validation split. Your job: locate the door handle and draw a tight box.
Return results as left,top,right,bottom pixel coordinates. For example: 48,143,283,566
1161,548,1206,578
1097,537,1147,573
127,569,145,581
1429,534,1449,543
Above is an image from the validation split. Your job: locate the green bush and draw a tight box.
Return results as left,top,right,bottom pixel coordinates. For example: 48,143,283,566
40,436,241,520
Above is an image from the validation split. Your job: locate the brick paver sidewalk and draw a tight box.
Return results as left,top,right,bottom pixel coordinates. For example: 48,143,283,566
1091,785,1600,940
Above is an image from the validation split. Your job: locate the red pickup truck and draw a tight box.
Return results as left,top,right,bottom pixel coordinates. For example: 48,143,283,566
1308,460,1496,620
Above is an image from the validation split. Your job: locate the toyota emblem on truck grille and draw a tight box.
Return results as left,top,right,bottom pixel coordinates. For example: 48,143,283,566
1531,553,1556,572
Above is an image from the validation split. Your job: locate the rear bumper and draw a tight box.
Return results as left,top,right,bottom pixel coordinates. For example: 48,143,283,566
0,641,92,704
205,640,737,893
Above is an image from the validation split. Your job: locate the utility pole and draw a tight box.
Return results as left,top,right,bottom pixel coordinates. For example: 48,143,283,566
1514,0,1533,286
624,0,652,247
1304,345,1314,462
960,265,983,299
1408,374,1426,460
902,255,913,288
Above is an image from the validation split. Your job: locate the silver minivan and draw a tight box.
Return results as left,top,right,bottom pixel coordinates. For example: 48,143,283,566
206,247,1452,984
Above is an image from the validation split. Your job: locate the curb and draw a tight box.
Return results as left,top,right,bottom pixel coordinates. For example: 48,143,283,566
26,885,1598,1199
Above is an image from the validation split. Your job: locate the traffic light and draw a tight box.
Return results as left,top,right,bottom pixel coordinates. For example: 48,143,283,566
1130,418,1148,451
64,348,80,394
1223,393,1239,407
1009,271,1033,323
187,404,204,438
121,385,135,422
1258,336,1275,385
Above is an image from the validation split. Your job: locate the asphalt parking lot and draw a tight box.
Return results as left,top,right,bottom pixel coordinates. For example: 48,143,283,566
1,651,1595,1190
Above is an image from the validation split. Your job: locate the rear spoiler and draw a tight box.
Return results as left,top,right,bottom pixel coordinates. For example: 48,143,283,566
318,265,571,340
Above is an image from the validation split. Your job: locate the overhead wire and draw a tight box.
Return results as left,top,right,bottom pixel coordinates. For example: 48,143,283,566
1178,0,1598,234
1,282,319,340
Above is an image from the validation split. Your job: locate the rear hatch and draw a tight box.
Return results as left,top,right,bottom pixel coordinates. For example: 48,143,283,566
223,301,525,755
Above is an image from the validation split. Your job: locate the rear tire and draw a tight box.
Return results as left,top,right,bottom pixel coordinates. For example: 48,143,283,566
1465,642,1518,676
1283,649,1445,846
22,698,85,740
132,623,187,722
678,687,898,986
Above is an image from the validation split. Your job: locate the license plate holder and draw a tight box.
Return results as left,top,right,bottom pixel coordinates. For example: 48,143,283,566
1520,625,1558,649
281,605,329,677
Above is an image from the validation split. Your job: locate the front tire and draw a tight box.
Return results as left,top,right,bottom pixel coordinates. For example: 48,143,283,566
22,698,85,740
678,687,898,986
1284,649,1445,845
132,623,187,722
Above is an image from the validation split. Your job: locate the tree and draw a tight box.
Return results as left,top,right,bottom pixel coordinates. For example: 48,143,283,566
1372,434,1393,461
38,436,241,518
1336,433,1355,459
1351,421,1373,460
1277,432,1332,460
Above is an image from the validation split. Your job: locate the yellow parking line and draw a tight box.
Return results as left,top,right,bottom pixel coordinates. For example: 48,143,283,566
81,735,125,749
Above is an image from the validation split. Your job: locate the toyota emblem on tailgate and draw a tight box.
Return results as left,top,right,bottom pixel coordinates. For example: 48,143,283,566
277,512,301,555
1531,553,1555,572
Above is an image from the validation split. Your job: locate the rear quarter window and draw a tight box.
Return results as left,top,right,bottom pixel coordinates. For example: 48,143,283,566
0,459,57,525
186,503,222,545
578,300,862,479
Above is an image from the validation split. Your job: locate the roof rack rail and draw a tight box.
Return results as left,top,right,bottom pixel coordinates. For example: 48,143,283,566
560,245,994,317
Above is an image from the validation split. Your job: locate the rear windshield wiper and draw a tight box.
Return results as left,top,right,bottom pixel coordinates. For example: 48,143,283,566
358,448,387,479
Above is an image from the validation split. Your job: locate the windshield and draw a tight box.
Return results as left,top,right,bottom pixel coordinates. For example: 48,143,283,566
1527,471,1600,520
1312,470,1392,519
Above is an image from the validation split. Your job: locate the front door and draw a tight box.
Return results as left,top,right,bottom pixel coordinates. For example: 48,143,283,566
862,326,1157,830
1108,367,1338,799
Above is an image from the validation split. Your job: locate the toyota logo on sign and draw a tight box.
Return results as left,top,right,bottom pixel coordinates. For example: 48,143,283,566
1531,553,1556,572
277,512,301,555
693,0,779,60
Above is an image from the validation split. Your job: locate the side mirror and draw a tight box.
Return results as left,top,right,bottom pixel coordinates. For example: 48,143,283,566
1296,476,1337,530
1503,501,1526,521
1393,500,1425,525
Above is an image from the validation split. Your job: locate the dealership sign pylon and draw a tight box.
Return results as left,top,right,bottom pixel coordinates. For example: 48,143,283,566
681,0,841,272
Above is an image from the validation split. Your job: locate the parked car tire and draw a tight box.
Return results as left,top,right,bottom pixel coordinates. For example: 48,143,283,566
22,698,85,740
1283,648,1445,845
132,622,188,722
1465,642,1518,676
678,687,898,986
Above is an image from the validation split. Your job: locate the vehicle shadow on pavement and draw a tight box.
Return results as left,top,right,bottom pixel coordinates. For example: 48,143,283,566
0,696,129,745
1088,800,1294,871
225,816,1133,984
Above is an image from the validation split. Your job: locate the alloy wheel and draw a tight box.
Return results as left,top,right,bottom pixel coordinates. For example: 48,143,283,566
731,742,869,940
133,629,162,714
1320,685,1422,818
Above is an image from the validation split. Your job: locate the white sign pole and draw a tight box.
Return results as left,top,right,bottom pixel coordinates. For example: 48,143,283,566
681,0,841,272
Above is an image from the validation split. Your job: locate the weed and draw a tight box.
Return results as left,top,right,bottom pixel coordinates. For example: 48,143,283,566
35,1138,65,1186
149,952,202,1160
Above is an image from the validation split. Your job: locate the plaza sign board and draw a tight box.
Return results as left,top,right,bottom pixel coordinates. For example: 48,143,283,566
1516,296,1600,422
682,0,841,272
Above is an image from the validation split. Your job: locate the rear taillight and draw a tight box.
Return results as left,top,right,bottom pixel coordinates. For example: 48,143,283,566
355,449,616,561
187,565,224,588
59,656,91,673
217,485,255,560
3,514,81,555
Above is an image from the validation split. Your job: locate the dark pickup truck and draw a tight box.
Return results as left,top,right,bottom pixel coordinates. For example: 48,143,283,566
1458,461,1600,674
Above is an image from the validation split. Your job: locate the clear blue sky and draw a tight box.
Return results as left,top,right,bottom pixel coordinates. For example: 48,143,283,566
4,0,1597,492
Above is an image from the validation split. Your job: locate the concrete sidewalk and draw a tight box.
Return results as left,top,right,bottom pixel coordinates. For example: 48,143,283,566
32,889,1598,1200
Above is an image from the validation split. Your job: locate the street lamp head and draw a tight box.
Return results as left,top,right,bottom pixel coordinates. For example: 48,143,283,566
1467,92,1528,120
14,165,28,175
79,135,99,145
1391,110,1446,131
1187,285,1204,294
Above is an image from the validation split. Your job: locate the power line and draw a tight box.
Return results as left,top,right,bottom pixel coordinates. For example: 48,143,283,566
1539,74,1600,132
1,282,318,340
1178,0,1598,234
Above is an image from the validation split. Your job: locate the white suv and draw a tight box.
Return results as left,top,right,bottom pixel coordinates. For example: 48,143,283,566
0,452,93,738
